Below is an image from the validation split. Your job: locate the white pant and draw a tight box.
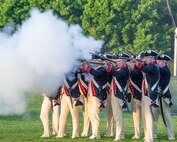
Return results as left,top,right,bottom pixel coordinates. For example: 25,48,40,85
40,94,59,136
81,95,91,136
154,98,175,140
131,98,141,138
57,94,79,138
141,95,154,142
87,94,101,137
111,94,124,140
105,94,114,136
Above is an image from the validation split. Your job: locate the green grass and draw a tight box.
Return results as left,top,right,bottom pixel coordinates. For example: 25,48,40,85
0,94,177,142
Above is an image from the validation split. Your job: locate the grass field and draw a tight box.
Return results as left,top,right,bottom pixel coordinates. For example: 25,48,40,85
0,94,177,142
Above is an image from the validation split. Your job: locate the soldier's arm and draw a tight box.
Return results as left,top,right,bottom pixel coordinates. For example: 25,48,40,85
136,63,157,74
109,67,129,78
159,66,171,76
86,66,107,77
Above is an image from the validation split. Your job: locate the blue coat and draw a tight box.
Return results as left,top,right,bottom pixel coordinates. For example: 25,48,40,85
109,66,129,100
88,66,108,101
158,65,172,99
139,63,160,102
64,72,80,98
129,68,143,100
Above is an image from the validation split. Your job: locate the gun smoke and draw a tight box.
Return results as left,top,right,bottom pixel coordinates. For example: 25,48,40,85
0,8,103,115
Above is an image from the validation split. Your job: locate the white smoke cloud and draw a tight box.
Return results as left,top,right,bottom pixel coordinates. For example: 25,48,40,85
0,8,103,115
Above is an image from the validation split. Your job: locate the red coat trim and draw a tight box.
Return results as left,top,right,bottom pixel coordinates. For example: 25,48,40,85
78,79,87,95
91,81,96,96
85,66,91,72
113,78,116,95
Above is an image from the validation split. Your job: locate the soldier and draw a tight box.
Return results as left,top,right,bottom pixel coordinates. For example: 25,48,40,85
104,54,114,137
135,50,160,142
40,91,60,138
127,58,143,139
82,55,108,139
77,68,91,137
105,52,130,141
56,71,81,139
154,54,175,140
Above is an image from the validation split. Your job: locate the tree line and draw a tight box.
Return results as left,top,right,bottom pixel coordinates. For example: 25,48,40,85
0,0,177,55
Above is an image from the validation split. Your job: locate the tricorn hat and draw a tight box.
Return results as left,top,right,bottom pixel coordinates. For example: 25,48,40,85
114,52,130,59
104,53,114,59
156,54,172,61
140,50,158,57
91,54,100,60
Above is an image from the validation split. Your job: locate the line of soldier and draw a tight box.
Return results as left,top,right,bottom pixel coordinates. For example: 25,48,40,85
39,49,175,142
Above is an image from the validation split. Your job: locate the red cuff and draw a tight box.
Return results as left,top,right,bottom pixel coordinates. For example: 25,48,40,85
85,66,91,72
106,66,112,72
136,62,142,69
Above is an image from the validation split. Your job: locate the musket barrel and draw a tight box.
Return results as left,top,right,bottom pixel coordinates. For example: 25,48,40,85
126,49,138,57
90,52,117,64
89,61,105,65
124,50,143,62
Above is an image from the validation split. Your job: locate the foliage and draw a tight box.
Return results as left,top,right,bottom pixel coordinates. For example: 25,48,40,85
50,0,84,25
0,0,177,55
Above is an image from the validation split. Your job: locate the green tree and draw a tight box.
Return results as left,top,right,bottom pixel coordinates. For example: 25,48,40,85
0,0,52,29
50,0,84,25
82,0,176,54
0,0,177,55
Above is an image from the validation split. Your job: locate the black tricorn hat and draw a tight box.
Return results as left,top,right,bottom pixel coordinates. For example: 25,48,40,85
114,52,130,59
156,54,172,61
104,53,114,59
91,54,100,60
137,51,145,59
140,50,158,57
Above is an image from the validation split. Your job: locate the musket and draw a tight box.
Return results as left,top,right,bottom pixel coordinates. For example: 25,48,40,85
145,91,156,123
79,59,105,66
118,57,132,60
126,50,142,62
159,88,167,127
89,61,105,65
90,52,117,64
150,105,156,123
126,49,138,57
